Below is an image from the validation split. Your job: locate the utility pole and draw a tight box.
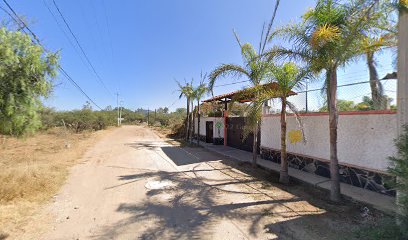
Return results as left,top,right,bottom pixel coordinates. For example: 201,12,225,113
154,109,157,124
147,108,150,126
397,4,408,223
119,101,123,126
116,92,120,127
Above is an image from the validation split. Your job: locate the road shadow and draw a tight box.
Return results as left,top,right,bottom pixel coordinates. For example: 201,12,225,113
95,167,316,239
93,140,387,239
0,233,9,240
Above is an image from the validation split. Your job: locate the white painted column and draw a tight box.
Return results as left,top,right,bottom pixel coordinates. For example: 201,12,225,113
398,8,408,133
397,7,408,220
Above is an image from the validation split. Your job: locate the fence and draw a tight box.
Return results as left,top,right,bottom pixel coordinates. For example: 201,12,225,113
266,78,397,113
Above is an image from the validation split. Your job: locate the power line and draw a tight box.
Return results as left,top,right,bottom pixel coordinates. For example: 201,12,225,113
213,79,252,88
297,78,396,94
1,0,103,110
59,68,102,110
2,0,41,43
42,0,93,74
51,0,112,96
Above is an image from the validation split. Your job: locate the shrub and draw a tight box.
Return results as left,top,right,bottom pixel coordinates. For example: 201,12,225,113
388,125,408,238
40,109,117,133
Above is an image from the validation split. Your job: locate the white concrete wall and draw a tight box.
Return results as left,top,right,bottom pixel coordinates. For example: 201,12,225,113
261,112,397,172
194,117,224,138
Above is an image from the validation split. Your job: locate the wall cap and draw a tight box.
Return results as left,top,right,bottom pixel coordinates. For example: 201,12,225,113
263,110,397,118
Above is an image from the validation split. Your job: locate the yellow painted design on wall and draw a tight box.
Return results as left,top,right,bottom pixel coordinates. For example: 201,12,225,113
288,130,303,144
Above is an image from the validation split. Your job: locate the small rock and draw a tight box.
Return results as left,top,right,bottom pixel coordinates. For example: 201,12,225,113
361,206,370,218
66,216,70,220
74,206,79,210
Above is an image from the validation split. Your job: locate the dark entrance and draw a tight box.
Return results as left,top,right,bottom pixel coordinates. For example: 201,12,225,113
227,117,260,153
205,121,214,143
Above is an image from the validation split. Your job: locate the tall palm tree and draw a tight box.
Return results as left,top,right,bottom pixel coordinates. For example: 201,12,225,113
209,40,274,167
266,0,379,201
209,0,280,167
362,35,396,109
359,1,397,109
267,62,310,184
192,72,209,146
176,80,193,141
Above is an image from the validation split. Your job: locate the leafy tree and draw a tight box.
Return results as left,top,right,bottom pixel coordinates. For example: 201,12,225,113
0,28,59,136
319,99,356,112
267,0,379,201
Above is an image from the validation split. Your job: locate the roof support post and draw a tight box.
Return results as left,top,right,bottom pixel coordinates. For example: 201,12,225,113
224,97,228,146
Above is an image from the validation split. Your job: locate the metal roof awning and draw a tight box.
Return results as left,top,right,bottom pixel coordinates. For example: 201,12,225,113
203,82,297,103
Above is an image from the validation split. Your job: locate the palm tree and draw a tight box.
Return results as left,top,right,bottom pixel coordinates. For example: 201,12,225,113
362,35,395,109
209,41,274,167
192,72,209,146
266,0,379,201
208,0,280,167
267,62,310,184
360,1,397,109
176,80,193,141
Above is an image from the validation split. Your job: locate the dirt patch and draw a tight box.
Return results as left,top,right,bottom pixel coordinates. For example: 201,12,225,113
200,152,393,239
0,127,113,239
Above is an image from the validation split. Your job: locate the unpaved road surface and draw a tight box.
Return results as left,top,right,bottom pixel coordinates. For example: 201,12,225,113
32,126,364,239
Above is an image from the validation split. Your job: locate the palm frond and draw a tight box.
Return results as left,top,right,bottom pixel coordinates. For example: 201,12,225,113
208,64,250,90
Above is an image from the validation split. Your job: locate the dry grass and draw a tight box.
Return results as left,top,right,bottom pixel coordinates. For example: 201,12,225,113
0,127,111,239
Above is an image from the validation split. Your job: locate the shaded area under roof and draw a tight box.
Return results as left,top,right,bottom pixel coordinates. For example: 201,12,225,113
203,82,297,103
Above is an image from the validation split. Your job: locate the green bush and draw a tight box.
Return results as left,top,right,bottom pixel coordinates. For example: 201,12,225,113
388,125,408,239
40,109,117,133
353,218,403,240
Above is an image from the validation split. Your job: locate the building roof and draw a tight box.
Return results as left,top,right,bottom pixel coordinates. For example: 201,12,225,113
203,82,297,103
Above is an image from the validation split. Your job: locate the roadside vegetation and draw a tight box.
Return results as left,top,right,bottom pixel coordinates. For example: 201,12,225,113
174,0,406,236
0,127,111,238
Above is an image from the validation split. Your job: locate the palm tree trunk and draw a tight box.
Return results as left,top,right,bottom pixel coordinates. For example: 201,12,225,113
252,122,259,168
279,98,289,184
328,66,341,202
186,98,190,141
190,101,194,143
367,52,383,110
197,100,200,146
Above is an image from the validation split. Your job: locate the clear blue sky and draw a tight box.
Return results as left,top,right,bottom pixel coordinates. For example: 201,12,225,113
2,0,396,111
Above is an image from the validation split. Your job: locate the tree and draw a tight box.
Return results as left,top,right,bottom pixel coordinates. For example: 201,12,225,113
388,126,408,237
0,28,59,136
319,99,356,112
209,41,274,167
268,62,309,184
267,0,379,201
176,80,193,141
192,72,209,146
209,0,281,167
360,1,397,109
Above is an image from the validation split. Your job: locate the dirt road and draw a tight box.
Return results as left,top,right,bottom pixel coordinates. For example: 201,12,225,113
32,126,369,240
